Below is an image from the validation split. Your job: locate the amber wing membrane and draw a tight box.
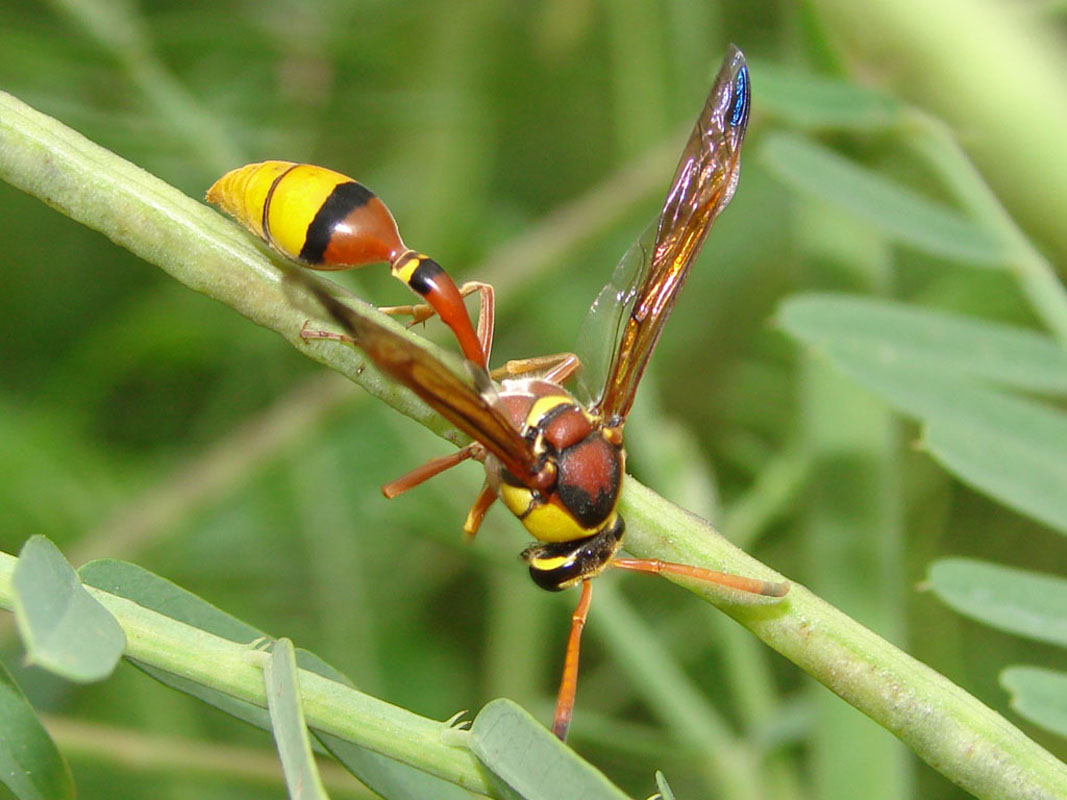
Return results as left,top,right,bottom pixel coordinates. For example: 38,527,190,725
594,45,750,423
296,279,541,484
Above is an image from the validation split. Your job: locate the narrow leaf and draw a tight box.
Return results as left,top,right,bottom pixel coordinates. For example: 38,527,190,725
761,133,1008,266
927,559,1067,647
756,65,902,131
654,771,677,800
1001,667,1067,738
779,294,1067,393
925,414,1067,535
790,347,1067,533
0,659,74,800
469,699,633,800
264,639,329,800
79,559,275,728
13,537,124,682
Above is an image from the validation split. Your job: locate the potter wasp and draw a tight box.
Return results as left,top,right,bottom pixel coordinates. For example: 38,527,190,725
209,45,788,740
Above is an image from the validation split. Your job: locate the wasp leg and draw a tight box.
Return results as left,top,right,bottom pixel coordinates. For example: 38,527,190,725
462,479,498,537
552,579,593,741
611,558,789,597
299,320,357,346
381,281,496,367
381,442,484,499
489,352,582,385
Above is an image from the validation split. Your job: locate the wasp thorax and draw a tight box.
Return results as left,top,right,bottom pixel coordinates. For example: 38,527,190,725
490,380,625,545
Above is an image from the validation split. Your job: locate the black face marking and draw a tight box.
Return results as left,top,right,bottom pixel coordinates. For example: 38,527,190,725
407,257,445,297
521,517,625,591
299,181,376,264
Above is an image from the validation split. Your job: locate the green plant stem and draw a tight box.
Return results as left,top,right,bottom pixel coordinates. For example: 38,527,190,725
0,552,493,795
3,88,1066,800
618,480,1067,800
42,715,375,798
796,200,908,798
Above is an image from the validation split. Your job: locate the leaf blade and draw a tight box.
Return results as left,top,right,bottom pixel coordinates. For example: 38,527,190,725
1001,667,1067,738
469,699,633,800
13,536,125,683
0,658,75,800
927,559,1067,647
264,638,329,800
761,133,1009,266
779,294,1067,393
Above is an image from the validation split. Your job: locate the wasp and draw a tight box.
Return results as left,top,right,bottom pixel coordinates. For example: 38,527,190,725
210,45,788,741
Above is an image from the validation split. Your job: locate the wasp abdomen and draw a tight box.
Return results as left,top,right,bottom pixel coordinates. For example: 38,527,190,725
207,161,404,268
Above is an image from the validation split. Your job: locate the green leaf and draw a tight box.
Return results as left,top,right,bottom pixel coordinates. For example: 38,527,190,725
756,65,902,131
79,559,261,640
0,658,74,800
925,414,1067,535
1001,667,1067,738
779,294,1067,393
12,537,124,682
927,559,1067,646
654,771,677,800
264,638,329,800
469,699,633,800
761,132,1008,266
781,339,1067,533
79,559,471,800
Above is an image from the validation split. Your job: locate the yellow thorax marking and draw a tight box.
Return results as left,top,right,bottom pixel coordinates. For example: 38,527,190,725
526,395,575,430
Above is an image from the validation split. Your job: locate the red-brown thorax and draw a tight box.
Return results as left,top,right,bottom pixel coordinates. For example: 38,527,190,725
486,379,624,544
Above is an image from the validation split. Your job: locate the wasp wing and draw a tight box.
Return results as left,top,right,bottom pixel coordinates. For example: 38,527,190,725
594,45,750,423
296,278,541,485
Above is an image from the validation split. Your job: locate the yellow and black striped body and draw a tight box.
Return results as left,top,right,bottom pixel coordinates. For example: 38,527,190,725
208,161,405,268
487,379,626,590
208,161,486,365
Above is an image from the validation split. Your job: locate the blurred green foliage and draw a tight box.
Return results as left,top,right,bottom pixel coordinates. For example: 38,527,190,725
1,0,1066,798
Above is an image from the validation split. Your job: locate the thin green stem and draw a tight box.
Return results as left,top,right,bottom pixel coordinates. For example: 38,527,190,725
42,715,375,797
0,553,493,795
